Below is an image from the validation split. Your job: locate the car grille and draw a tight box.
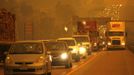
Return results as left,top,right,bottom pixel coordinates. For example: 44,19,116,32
13,69,35,72
112,40,120,45
15,62,33,65
69,48,73,50
51,53,61,57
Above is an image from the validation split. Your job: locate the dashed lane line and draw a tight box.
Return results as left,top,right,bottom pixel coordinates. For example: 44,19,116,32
66,52,102,75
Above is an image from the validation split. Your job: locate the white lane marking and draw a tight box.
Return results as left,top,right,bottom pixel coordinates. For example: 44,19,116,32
66,53,100,75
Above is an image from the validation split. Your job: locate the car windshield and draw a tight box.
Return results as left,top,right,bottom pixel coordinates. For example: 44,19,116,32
45,42,67,51
9,43,43,54
58,40,75,46
108,32,124,36
74,37,89,43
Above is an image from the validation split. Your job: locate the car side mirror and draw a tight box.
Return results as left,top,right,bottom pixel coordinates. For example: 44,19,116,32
4,51,8,55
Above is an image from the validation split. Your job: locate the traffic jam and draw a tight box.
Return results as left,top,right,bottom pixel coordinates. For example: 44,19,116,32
0,6,129,75
0,34,103,75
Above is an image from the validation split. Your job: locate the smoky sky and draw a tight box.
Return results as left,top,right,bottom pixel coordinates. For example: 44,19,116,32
0,0,134,41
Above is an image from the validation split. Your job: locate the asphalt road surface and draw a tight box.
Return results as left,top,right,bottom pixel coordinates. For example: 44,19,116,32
0,50,134,75
67,50,134,75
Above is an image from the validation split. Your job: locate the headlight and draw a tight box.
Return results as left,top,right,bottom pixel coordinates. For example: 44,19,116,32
86,45,89,49
102,42,105,45
94,43,97,46
5,56,13,64
79,47,86,54
108,42,111,45
61,53,68,60
121,42,125,45
71,48,77,53
36,56,44,63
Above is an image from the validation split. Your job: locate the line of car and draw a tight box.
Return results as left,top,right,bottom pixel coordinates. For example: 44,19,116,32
0,34,93,75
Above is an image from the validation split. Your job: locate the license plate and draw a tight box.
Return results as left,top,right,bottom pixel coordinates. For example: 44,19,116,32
20,67,28,70
20,65,28,70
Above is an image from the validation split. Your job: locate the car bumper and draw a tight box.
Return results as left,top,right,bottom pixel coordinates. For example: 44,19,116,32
4,64,47,75
52,58,69,66
107,45,125,49
71,53,79,58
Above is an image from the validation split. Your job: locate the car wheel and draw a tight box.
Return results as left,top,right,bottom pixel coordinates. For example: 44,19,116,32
82,56,87,59
75,56,80,62
65,63,72,68
88,51,92,55
4,74,7,75
4,69,8,75
70,63,72,67
47,72,51,75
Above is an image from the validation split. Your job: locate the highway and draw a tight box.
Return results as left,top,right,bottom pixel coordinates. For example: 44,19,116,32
0,50,134,75
68,50,134,75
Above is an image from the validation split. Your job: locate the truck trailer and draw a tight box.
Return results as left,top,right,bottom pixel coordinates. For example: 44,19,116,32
74,18,99,51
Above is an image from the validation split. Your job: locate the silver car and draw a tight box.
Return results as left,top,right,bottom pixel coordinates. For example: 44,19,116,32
44,41,72,68
4,41,52,75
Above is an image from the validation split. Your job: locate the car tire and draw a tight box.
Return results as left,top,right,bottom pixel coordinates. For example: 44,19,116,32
4,73,9,75
70,63,72,68
65,63,72,68
4,69,8,75
47,72,51,75
82,56,86,59
75,56,80,62
88,51,92,55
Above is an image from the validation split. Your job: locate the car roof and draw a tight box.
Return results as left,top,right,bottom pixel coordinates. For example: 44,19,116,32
46,41,66,43
0,41,13,44
57,37,75,40
72,35,89,37
14,40,43,43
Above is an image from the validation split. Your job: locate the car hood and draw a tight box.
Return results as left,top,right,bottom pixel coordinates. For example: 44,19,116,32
7,54,44,62
82,42,90,45
51,51,67,57
68,46,76,49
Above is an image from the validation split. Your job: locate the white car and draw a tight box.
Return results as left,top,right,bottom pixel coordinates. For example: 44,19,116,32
44,41,73,68
73,35,92,58
57,38,80,62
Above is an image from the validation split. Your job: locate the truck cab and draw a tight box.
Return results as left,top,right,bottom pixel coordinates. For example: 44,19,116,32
106,22,126,50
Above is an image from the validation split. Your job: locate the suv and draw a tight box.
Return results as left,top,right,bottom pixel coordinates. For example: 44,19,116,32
4,40,51,75
57,38,80,62
73,35,92,58
44,41,72,68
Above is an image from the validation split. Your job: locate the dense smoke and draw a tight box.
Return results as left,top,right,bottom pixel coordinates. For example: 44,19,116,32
0,0,134,41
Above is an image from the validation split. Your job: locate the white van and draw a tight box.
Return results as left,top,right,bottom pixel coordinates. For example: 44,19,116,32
4,40,51,75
